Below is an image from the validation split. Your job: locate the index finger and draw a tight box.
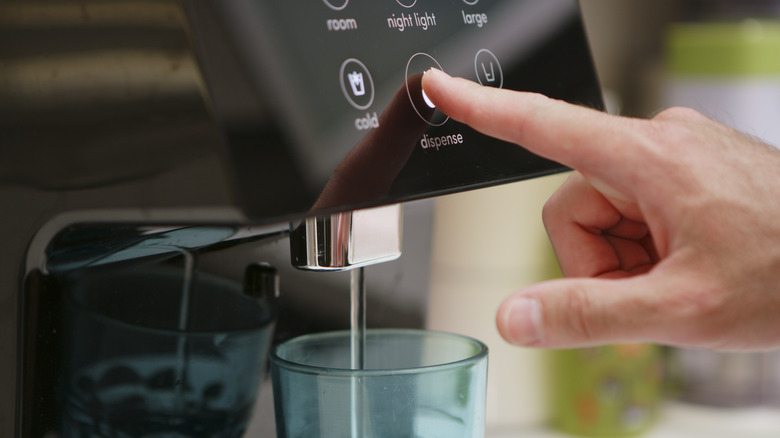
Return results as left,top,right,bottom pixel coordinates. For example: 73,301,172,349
421,68,646,184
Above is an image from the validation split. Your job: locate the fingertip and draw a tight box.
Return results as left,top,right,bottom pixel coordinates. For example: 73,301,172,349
422,66,447,79
496,295,544,346
421,68,448,95
422,67,435,76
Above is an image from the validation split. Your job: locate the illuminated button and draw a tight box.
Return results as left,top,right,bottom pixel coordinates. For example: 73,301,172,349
396,0,417,8
323,0,349,11
340,58,375,110
405,52,448,126
474,49,503,88
463,0,479,5
422,90,435,109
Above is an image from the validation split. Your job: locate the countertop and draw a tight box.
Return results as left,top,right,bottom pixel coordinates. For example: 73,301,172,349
250,381,780,437
487,402,780,438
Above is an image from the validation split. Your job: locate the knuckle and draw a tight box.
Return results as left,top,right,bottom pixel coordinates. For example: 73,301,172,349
676,281,728,319
643,109,711,176
667,281,731,345
649,107,716,150
541,174,580,230
562,286,596,342
653,106,705,123
541,196,560,228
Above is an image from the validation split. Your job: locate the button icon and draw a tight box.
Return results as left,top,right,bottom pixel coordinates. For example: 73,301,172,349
475,49,503,88
348,71,366,97
323,0,349,11
482,62,496,82
405,52,449,126
396,0,417,8
463,0,479,5
340,58,374,110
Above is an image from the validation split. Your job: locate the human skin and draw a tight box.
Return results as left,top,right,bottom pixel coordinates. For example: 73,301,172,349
422,68,780,351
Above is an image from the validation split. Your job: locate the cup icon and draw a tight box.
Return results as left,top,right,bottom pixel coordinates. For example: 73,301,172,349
474,49,503,88
348,71,366,97
340,58,374,110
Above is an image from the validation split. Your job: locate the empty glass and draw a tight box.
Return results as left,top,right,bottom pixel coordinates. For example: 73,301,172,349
59,264,276,438
270,329,488,438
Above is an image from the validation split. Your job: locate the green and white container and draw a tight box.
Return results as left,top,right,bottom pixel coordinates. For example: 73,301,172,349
549,345,662,437
663,20,780,149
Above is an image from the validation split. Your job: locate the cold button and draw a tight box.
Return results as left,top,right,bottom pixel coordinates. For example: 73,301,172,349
340,58,375,110
475,49,503,88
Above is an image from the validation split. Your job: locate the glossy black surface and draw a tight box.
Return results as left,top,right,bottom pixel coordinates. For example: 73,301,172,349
189,0,603,221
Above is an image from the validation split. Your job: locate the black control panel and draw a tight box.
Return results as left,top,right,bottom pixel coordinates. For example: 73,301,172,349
188,0,603,222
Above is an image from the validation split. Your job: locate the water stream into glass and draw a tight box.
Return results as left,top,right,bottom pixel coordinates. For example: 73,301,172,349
350,267,366,369
350,267,367,437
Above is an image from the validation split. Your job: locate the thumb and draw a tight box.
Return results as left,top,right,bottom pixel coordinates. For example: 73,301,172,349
496,276,670,348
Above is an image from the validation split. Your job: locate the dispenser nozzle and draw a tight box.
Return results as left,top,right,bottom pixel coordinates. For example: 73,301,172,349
289,204,402,271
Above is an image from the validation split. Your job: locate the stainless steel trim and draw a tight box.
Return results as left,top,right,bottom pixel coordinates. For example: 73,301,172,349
290,204,403,271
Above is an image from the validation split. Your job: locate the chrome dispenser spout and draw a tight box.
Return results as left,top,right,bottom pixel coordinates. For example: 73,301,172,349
289,204,402,271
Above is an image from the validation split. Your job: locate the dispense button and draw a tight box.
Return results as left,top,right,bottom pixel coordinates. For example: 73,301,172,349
340,58,375,110
474,49,503,88
405,52,449,126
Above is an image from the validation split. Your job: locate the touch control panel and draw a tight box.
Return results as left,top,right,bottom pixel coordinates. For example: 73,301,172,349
187,0,603,222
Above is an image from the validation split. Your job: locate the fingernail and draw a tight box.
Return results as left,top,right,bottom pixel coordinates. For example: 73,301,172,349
423,67,445,78
502,298,544,345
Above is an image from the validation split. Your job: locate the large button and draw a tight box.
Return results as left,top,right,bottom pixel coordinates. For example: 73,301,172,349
474,49,503,88
405,52,449,126
340,58,375,110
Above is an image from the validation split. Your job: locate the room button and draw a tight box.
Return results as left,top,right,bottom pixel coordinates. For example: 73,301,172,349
323,0,349,11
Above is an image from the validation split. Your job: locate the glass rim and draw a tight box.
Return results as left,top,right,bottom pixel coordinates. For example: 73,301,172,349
63,292,273,336
269,328,488,377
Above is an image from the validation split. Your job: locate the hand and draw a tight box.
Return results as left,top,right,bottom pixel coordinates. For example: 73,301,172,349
422,68,780,351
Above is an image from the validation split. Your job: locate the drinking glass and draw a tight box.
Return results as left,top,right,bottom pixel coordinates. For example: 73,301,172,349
271,329,488,438
59,265,276,438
